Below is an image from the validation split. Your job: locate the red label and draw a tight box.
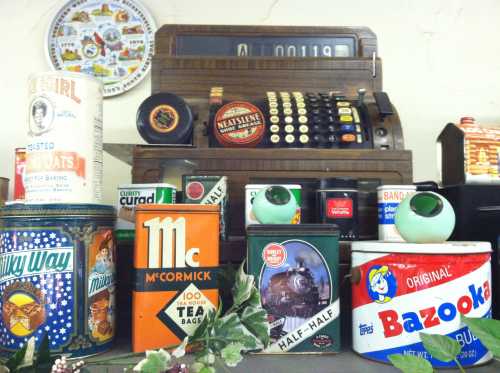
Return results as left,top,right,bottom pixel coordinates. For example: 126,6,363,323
327,198,353,218
14,148,26,200
186,181,204,200
213,101,265,147
262,243,287,268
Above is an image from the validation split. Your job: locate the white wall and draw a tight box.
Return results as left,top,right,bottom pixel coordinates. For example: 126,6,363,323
1,0,499,204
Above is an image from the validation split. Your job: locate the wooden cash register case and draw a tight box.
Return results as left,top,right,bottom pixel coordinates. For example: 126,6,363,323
107,25,413,263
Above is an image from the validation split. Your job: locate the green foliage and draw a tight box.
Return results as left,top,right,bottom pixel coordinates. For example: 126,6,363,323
188,262,269,371
131,263,269,372
419,333,461,363
388,354,434,373
132,349,170,373
220,343,244,367
1,334,58,373
462,315,500,358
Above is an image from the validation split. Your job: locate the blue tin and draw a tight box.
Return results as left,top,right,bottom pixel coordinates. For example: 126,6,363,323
0,204,115,357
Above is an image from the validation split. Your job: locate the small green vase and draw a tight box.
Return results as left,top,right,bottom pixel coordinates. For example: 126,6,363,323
252,185,298,224
394,191,455,243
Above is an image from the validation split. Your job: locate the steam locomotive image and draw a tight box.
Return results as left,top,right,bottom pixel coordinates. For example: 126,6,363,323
262,256,329,319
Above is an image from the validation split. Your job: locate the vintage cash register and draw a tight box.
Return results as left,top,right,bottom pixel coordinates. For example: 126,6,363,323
106,25,413,340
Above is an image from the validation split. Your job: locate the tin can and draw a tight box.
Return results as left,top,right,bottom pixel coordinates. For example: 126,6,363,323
351,241,492,367
377,185,416,241
14,148,26,201
116,183,176,241
316,178,359,240
0,178,8,205
0,204,116,357
245,184,301,227
132,204,219,352
25,71,103,204
247,224,340,353
182,175,228,240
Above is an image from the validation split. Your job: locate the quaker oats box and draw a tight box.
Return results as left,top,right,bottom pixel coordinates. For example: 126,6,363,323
247,224,340,354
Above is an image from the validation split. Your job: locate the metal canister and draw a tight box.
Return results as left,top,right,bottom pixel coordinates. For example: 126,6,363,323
14,148,26,201
132,204,219,352
182,175,228,240
25,72,103,204
0,178,8,205
247,224,340,353
351,241,492,368
0,204,115,357
377,185,417,241
116,183,177,241
316,178,358,240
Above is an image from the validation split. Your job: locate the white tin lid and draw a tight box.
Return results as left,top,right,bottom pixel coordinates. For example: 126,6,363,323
376,185,417,191
245,184,302,189
352,241,492,254
118,183,177,190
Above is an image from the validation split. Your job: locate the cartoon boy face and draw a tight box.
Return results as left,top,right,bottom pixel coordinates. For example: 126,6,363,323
368,266,392,303
370,272,388,295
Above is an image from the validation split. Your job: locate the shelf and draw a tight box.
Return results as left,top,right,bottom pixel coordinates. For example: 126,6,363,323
104,143,412,166
83,341,500,372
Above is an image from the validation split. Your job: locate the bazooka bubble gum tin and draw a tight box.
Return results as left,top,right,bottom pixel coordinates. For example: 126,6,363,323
351,241,492,367
0,204,116,357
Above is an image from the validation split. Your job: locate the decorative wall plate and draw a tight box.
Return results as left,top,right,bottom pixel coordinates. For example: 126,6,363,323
47,0,156,97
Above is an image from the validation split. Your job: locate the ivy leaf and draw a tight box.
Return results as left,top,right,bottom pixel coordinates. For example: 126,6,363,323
420,333,461,362
244,287,262,309
5,341,27,371
232,263,254,308
220,343,244,367
199,367,215,373
189,312,211,343
172,337,188,359
388,354,434,373
133,349,171,373
34,333,52,367
18,337,35,368
240,306,270,347
213,313,262,351
462,315,500,358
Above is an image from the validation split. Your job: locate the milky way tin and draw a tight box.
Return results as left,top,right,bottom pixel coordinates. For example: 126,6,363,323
352,241,492,368
247,224,340,353
0,204,116,357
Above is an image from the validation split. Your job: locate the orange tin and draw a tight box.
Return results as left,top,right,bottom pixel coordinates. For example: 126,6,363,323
132,204,219,352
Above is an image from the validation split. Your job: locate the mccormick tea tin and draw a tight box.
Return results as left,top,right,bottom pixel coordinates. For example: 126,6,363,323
245,184,302,227
377,185,416,241
116,183,176,241
0,204,116,357
132,204,219,352
247,224,340,353
14,148,26,201
182,175,228,240
351,241,492,368
25,71,103,204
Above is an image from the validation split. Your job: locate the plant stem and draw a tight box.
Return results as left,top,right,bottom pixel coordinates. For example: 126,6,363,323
454,358,466,373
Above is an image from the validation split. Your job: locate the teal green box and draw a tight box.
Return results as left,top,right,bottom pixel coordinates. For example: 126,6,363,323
247,224,340,353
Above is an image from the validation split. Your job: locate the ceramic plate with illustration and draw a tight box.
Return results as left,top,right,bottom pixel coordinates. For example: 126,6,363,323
47,0,156,97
